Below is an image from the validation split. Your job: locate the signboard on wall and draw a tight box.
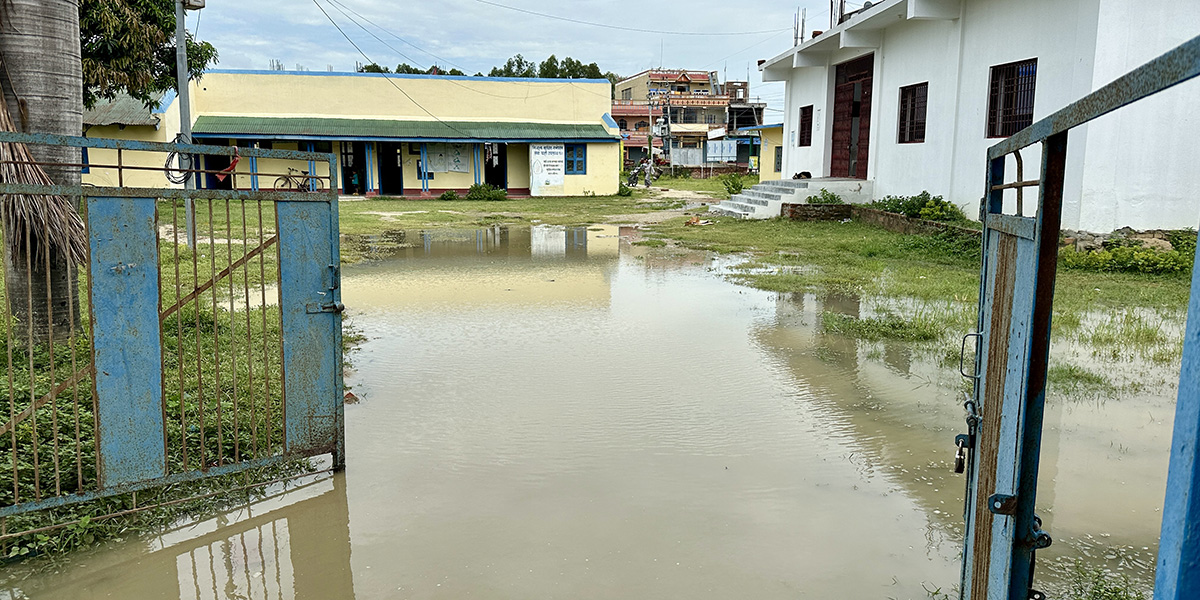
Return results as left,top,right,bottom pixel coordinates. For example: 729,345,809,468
529,143,565,196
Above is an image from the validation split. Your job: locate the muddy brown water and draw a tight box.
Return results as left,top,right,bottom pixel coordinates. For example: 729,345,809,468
3,224,1177,598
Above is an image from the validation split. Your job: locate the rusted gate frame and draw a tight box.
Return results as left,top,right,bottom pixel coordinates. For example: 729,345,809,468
960,34,1200,599
0,133,344,534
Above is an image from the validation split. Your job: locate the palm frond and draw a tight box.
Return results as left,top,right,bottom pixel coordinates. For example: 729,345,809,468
0,78,88,266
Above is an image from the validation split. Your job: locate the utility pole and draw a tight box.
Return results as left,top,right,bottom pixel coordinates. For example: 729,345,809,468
176,0,203,249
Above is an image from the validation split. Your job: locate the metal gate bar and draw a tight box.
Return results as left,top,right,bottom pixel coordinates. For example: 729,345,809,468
0,132,343,538
959,34,1200,599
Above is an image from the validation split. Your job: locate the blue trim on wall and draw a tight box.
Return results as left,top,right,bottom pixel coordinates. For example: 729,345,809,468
601,113,619,129
419,142,429,193
153,90,177,114
206,68,611,85
365,142,374,193
473,144,482,186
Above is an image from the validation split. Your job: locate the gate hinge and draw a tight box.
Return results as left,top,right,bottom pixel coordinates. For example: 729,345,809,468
987,493,1018,515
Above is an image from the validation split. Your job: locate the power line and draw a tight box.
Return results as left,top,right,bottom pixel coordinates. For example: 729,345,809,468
326,0,465,72
322,0,614,101
310,0,474,138
473,0,791,36
701,30,791,69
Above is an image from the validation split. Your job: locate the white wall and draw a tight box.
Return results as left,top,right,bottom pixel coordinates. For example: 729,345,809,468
949,0,1100,221
870,17,962,200
781,64,832,178
1076,0,1200,232
769,0,1200,231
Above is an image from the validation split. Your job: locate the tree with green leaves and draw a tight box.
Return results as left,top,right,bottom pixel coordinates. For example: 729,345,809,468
80,0,218,109
358,62,392,73
0,0,219,342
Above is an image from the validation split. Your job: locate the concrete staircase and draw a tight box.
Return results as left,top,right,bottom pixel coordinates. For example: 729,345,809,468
710,178,875,219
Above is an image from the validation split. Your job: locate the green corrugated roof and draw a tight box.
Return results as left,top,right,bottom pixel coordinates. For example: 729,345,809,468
192,116,618,142
84,93,163,127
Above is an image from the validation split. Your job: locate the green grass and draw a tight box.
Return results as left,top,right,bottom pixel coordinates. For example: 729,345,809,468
649,216,1193,312
821,312,944,342
0,214,311,563
1046,363,1116,395
654,173,758,198
1060,561,1147,600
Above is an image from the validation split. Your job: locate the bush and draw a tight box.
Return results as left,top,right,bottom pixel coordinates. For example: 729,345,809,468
806,188,843,204
871,191,967,223
437,190,460,201
465,183,507,202
719,173,744,195
617,182,633,197
674,169,692,179
1058,244,1193,275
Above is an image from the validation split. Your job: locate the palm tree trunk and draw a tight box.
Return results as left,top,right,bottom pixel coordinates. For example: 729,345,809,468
0,0,84,346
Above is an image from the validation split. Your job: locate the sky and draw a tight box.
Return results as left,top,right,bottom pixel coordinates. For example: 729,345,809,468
189,0,844,122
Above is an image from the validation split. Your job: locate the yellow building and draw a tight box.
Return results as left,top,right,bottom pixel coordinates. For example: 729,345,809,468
83,70,621,197
735,123,784,180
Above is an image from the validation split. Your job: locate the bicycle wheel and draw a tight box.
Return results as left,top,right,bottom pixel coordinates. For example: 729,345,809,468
274,176,293,191
308,177,325,192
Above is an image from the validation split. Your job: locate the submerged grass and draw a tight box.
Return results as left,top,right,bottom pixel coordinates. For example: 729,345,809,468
650,216,1193,313
821,312,944,342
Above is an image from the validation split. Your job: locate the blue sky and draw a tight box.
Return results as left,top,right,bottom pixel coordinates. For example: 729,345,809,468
190,0,844,120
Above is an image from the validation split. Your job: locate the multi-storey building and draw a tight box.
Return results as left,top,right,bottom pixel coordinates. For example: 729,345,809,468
612,69,765,167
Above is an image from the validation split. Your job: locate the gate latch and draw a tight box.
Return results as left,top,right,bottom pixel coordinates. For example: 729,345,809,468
306,301,345,314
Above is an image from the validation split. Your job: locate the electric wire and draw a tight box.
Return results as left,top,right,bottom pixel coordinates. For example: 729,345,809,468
322,0,613,101
310,0,475,138
326,0,466,72
472,0,791,36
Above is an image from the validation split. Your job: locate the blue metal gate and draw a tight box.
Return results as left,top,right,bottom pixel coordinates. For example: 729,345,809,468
0,132,343,540
958,35,1200,599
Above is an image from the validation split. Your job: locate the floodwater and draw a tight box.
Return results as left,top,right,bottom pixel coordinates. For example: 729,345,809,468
3,224,1178,598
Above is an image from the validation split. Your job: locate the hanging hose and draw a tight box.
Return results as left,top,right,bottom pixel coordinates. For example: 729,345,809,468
165,133,192,185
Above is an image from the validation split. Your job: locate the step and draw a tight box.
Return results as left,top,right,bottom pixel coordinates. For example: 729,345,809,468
758,179,811,190
742,188,783,202
732,193,770,207
710,205,751,218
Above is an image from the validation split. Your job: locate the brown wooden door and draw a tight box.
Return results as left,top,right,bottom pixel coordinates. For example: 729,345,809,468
830,55,873,179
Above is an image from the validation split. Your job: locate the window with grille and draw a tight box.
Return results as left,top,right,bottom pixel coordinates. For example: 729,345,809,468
774,146,783,172
986,58,1037,138
898,82,927,143
798,105,813,147
618,119,628,130
565,144,587,175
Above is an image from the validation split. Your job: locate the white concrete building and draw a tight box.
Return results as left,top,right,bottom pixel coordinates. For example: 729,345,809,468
760,0,1200,232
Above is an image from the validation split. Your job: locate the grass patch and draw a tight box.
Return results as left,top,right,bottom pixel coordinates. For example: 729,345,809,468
633,239,667,248
821,312,944,342
1060,561,1146,600
650,216,1192,312
654,174,759,199
1047,363,1115,395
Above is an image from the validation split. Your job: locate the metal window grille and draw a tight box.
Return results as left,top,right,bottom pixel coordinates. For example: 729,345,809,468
774,146,783,172
798,105,814,147
898,82,928,143
986,58,1037,138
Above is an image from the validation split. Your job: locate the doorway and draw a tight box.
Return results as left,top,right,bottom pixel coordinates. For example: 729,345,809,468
341,141,366,195
483,143,507,189
831,54,873,179
378,142,404,196
204,154,233,190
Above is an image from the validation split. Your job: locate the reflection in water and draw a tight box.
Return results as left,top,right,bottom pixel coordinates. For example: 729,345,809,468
3,473,353,600
7,224,1173,597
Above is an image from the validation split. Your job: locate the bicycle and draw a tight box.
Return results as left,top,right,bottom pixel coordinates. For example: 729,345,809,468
274,167,325,192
